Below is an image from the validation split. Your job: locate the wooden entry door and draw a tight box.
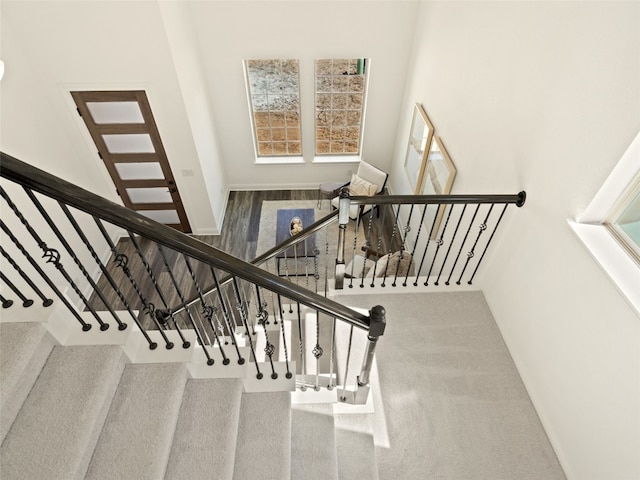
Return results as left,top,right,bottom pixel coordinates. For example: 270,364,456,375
71,90,191,233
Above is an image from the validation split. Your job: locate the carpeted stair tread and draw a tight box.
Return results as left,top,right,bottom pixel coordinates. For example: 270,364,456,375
334,428,379,480
290,404,339,480
233,391,291,480
0,344,125,480
165,378,243,480
0,322,55,443
84,362,187,480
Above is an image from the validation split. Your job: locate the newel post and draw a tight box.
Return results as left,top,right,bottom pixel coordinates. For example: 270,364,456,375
353,305,386,404
335,187,350,290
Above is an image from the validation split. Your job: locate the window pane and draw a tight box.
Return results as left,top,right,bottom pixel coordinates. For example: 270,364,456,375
315,58,367,156
616,188,640,249
245,59,302,157
102,134,155,154
86,101,144,124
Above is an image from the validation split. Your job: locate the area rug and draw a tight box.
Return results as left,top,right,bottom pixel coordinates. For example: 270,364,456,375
255,200,368,293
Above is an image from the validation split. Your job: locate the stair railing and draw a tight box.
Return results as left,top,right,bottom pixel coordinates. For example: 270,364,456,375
0,152,383,403
335,188,526,289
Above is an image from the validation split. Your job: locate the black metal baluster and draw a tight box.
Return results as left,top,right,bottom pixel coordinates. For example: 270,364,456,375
256,286,278,379
347,214,359,289
466,204,509,285
1,294,13,309
0,246,53,306
156,245,212,363
232,277,261,379
446,204,480,286
92,217,162,349
128,232,189,348
456,204,495,285
183,255,229,362
296,301,305,389
380,204,400,287
425,205,454,286
0,188,106,330
313,310,323,391
393,204,414,287
360,211,375,289
435,204,467,286
60,204,131,330
369,205,387,287
0,220,91,330
413,204,442,286
24,188,127,329
211,267,244,364
0,271,33,307
276,293,293,379
403,204,429,287
340,325,355,402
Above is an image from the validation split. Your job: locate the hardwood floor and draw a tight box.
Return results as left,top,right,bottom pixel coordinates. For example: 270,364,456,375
87,189,400,337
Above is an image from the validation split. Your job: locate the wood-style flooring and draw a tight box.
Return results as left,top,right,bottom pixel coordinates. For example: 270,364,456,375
88,189,399,338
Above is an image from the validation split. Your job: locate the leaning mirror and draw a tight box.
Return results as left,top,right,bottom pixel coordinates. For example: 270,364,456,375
419,135,457,238
404,103,434,193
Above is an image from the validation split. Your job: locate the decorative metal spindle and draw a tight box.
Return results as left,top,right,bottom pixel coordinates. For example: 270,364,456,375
313,310,323,391
0,271,33,307
327,316,336,390
446,204,481,286
403,204,429,287
212,307,228,345
241,283,256,336
293,246,299,287
324,227,329,298
457,204,497,285
348,214,361,289
340,325,355,402
0,220,91,330
0,189,106,330
256,294,278,379
232,277,262,379
128,232,189,348
277,294,293,379
157,245,212,362
210,267,244,364
393,204,414,287
192,307,212,346
380,205,399,287
435,205,467,286
283,251,293,313
92,218,161,349
0,246,53,306
413,204,442,286
312,250,320,294
60,204,132,329
1,294,13,309
369,205,387,287
296,301,306,388
360,213,375,289
467,204,509,285
203,305,230,364
24,189,126,329
183,255,229,358
304,242,310,290
425,205,454,286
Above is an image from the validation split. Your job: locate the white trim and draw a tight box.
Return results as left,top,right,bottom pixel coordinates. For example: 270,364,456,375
570,131,640,318
254,156,305,165
569,221,640,316
312,155,361,164
227,183,319,191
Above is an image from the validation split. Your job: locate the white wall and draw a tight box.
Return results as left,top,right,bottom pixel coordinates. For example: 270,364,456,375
188,1,419,188
391,2,640,478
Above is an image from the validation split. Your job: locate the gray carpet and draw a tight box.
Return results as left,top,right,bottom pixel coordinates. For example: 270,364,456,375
0,345,126,480
333,291,566,480
85,363,188,480
291,404,339,480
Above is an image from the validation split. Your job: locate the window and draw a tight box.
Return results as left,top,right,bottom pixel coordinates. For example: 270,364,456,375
569,131,640,315
245,59,302,158
606,177,640,265
315,58,368,157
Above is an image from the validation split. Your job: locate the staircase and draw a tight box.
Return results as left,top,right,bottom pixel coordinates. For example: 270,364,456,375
0,311,380,480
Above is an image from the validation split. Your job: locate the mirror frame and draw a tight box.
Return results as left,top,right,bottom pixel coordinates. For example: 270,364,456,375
404,103,435,194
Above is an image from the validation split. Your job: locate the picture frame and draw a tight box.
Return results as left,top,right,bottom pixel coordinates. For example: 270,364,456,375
404,103,434,193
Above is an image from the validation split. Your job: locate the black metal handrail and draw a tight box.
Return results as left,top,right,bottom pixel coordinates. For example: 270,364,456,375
347,191,526,207
0,152,370,331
